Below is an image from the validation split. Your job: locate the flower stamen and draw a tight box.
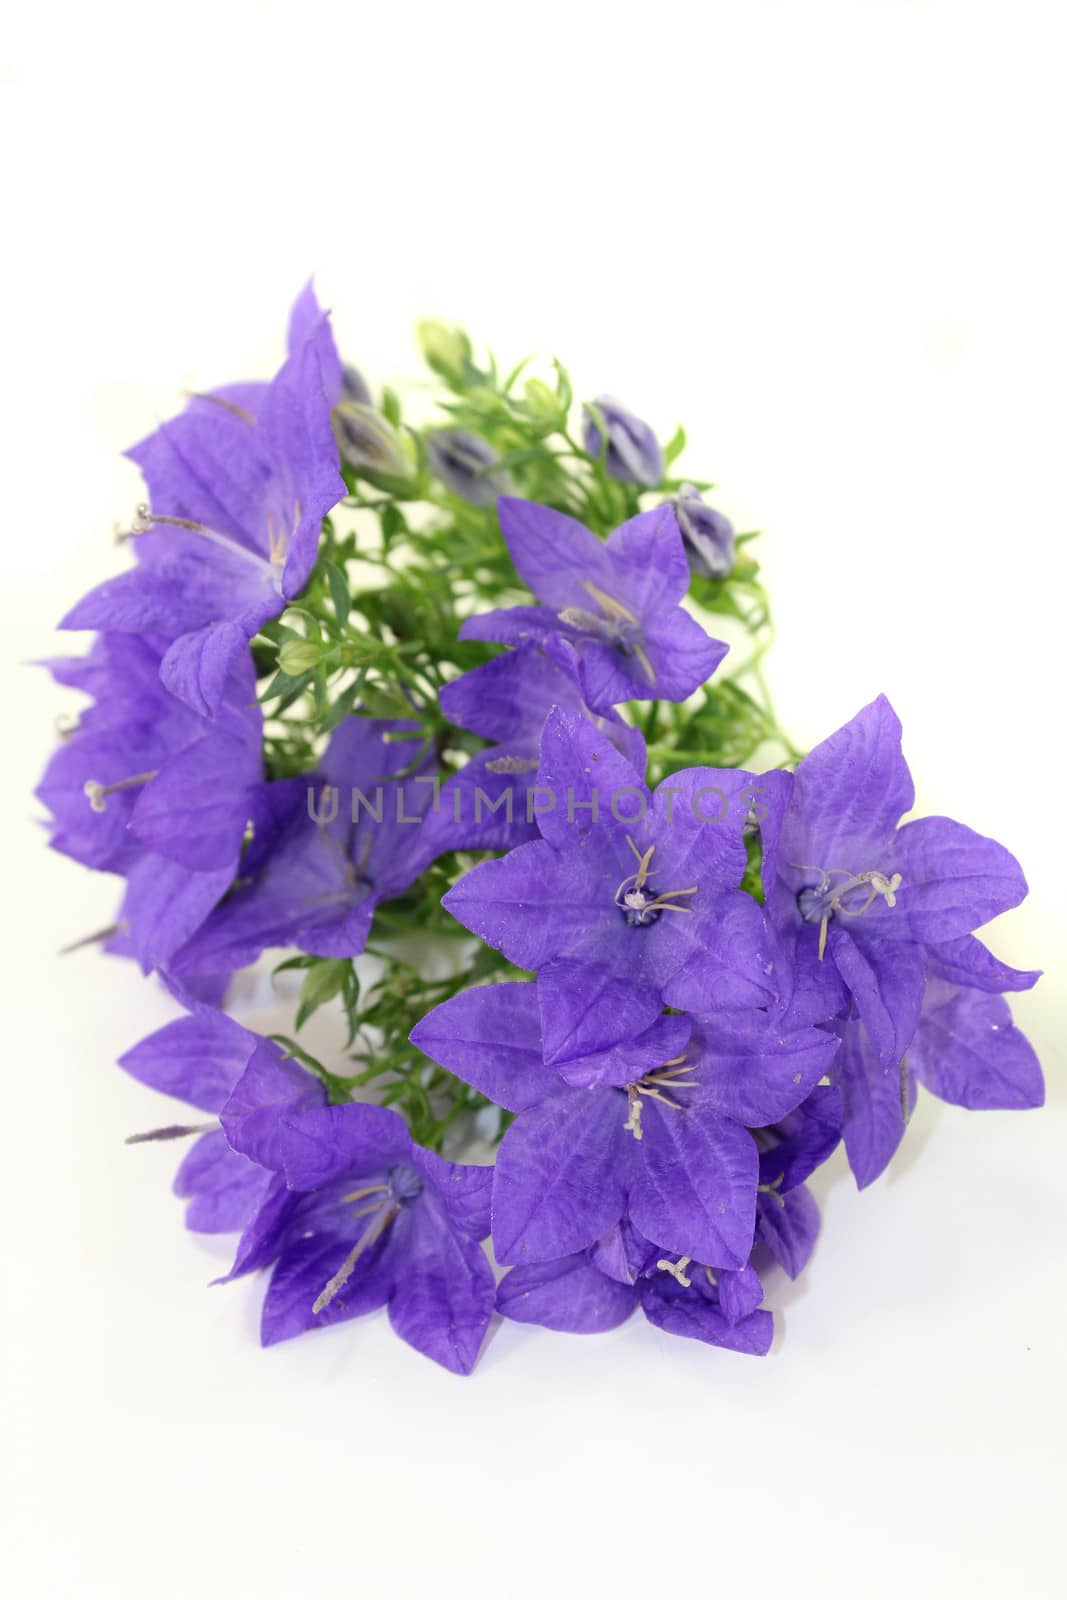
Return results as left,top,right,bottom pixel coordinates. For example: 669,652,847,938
83,771,158,812
657,1255,692,1288
614,839,697,926
312,1201,400,1316
791,862,903,959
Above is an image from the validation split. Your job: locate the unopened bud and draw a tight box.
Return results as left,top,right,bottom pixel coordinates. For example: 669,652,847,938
524,377,565,429
332,401,414,479
417,320,473,385
673,484,736,580
278,639,323,676
582,395,663,488
426,429,512,508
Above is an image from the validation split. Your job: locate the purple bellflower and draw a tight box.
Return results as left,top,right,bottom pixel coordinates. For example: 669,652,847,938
440,707,790,1066
459,497,728,709
171,717,438,978
119,1011,325,1236
582,396,664,487
61,284,345,718
37,634,263,970
493,1084,836,1355
497,1225,774,1356
771,696,1032,1184
411,980,836,1270
830,956,1043,1188
425,642,647,855
221,1096,494,1374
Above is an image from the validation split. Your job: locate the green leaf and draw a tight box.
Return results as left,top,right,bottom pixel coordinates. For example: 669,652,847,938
663,424,687,467
323,560,351,626
295,958,352,1032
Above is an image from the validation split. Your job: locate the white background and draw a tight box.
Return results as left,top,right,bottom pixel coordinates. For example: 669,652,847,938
3,3,1065,1595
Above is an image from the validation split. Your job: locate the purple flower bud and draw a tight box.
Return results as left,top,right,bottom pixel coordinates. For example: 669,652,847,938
426,429,511,507
582,395,663,487
341,363,372,406
673,484,736,579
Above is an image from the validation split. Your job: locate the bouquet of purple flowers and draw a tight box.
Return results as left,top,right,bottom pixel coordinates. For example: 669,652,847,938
37,285,1044,1374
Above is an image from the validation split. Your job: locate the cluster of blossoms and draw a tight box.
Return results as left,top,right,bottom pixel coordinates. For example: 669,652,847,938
38,286,1044,1374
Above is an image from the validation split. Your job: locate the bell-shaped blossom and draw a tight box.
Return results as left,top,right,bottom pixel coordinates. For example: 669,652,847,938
171,717,438,978
459,497,727,709
831,958,1043,1188
414,979,825,1270
771,695,1029,1074
441,708,790,1064
61,284,345,718
221,1096,494,1374
37,634,263,970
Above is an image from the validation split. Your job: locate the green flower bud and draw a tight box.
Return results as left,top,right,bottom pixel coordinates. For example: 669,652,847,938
332,402,414,479
278,639,323,676
417,320,473,385
523,377,566,430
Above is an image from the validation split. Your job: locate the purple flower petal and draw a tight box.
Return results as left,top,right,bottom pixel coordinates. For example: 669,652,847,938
832,1015,910,1188
173,1131,273,1234
386,1195,495,1375
274,1102,412,1192
779,694,914,869
496,1254,637,1333
260,1231,393,1347
925,934,1041,994
871,816,1029,944
491,1092,629,1265
219,1039,327,1169
409,982,564,1112
828,929,927,1067
756,1183,820,1279
640,1283,774,1355
909,979,1044,1110
118,1010,255,1111
689,1011,840,1126
629,1101,757,1269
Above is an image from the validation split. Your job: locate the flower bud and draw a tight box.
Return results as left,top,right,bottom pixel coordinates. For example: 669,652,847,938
524,377,566,430
341,364,372,406
417,321,473,385
426,429,511,508
332,401,414,479
673,484,736,579
582,395,663,488
278,639,323,676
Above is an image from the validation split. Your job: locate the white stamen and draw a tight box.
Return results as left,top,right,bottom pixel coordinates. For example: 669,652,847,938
657,1255,692,1288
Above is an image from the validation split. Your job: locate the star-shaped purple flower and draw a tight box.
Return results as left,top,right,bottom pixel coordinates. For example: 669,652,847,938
61,283,345,718
831,949,1043,1186
37,633,263,970
441,707,789,1064
413,979,834,1272
459,497,727,709
772,695,1028,1063
171,716,438,978
768,695,1034,1183
222,1097,494,1374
